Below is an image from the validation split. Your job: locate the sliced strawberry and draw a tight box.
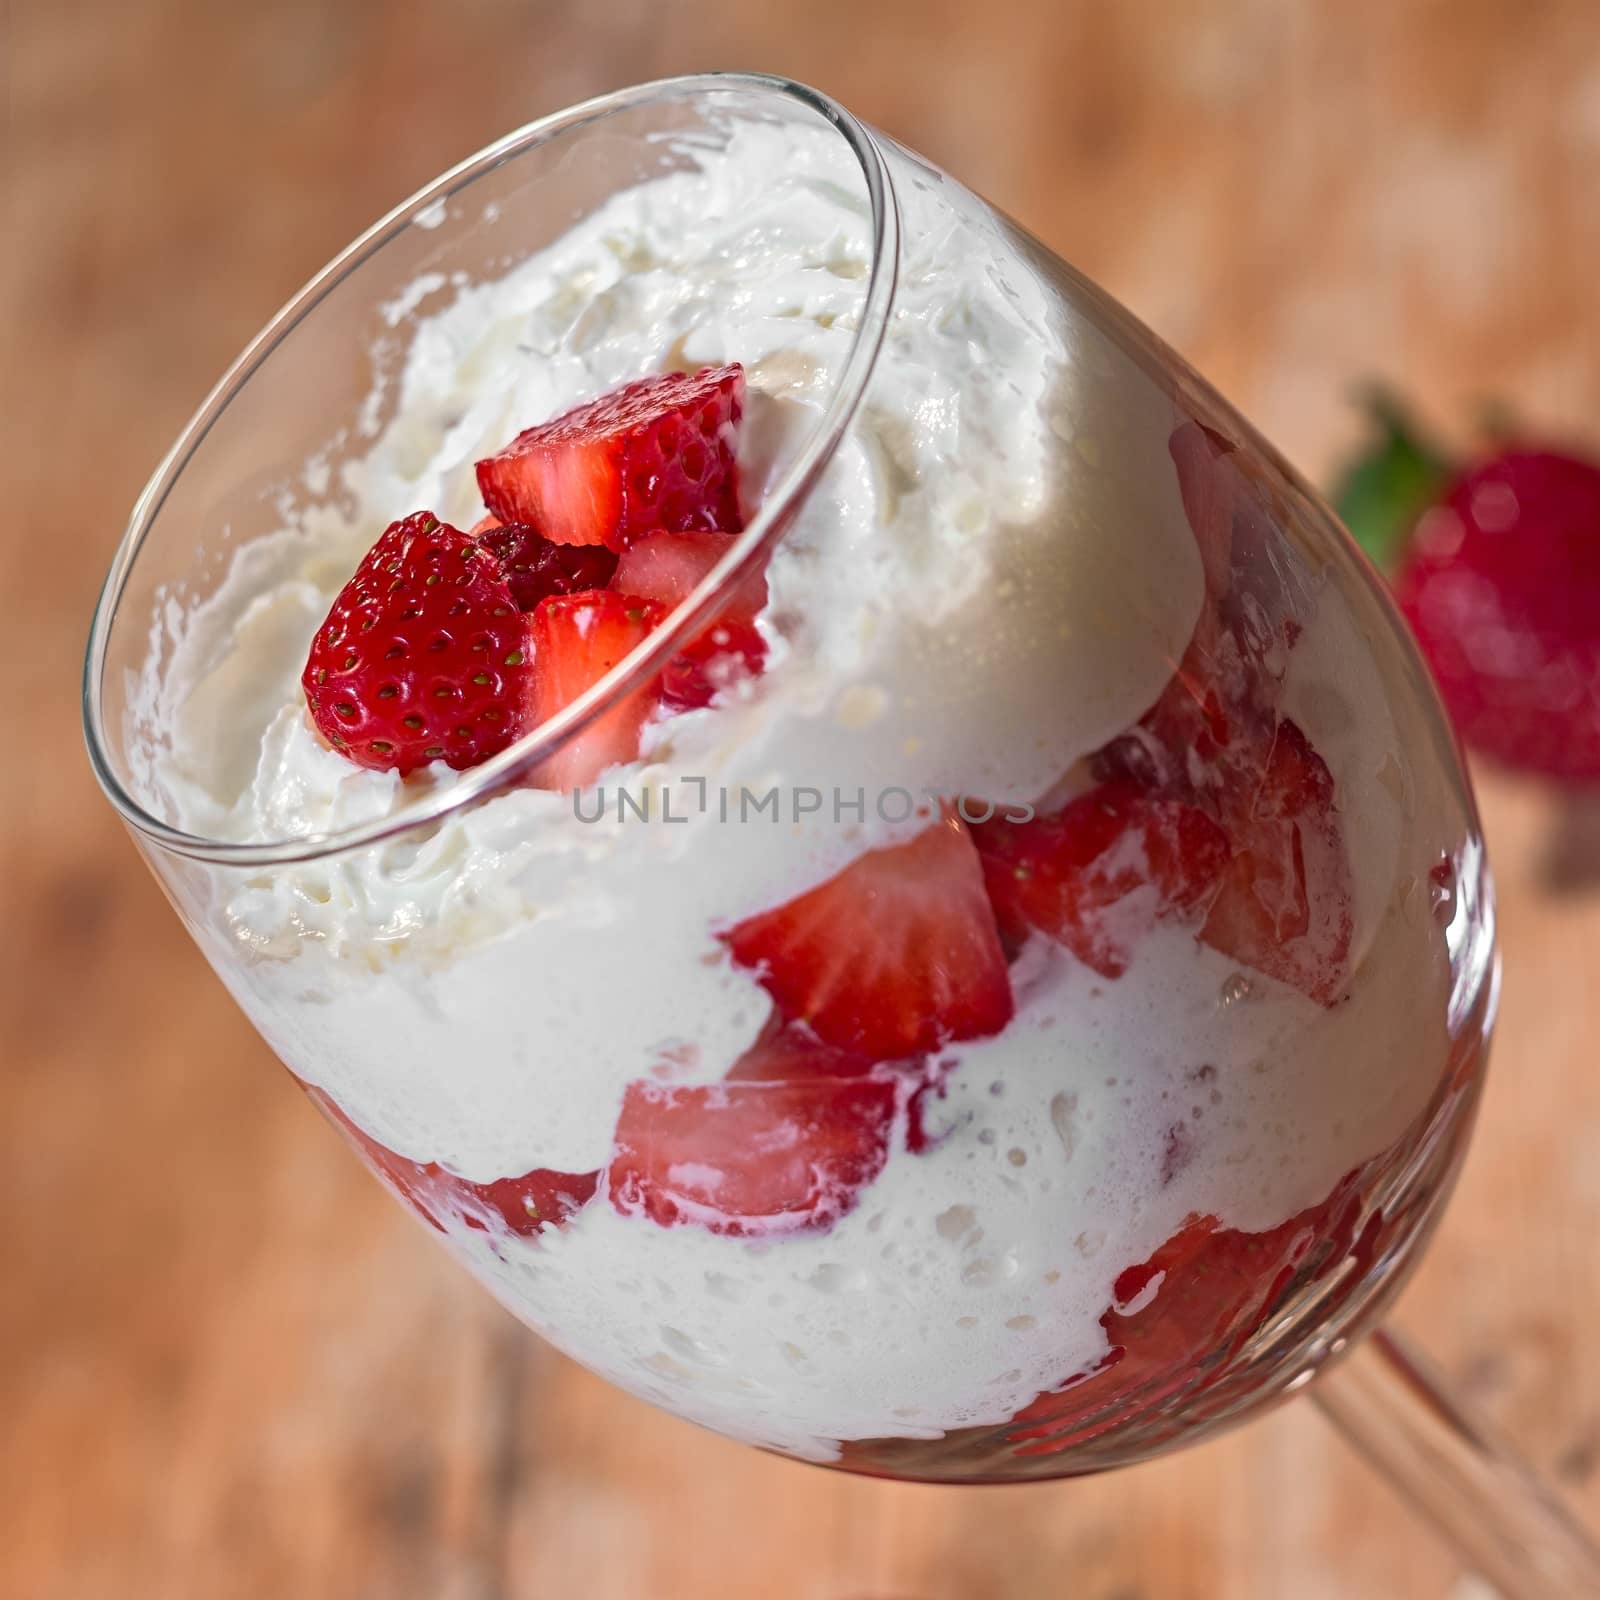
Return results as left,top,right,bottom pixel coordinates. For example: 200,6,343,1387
613,528,769,709
476,365,745,550
436,1165,598,1237
725,1015,880,1082
469,513,502,537
971,782,1230,978
309,1088,597,1237
1091,423,1356,1003
1199,718,1354,1005
526,590,666,790
1098,710,1354,1004
607,1075,896,1237
1168,419,1238,605
610,528,758,613
476,519,619,610
721,810,1013,1059
302,511,528,774
660,621,767,711
1008,1172,1369,1455
1097,419,1313,798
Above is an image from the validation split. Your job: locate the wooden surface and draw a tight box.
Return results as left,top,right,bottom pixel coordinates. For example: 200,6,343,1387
5,2,1599,1595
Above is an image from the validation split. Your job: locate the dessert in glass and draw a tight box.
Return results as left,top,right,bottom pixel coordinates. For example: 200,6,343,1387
84,74,1598,1594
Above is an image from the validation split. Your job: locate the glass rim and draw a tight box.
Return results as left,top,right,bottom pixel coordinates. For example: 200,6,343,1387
82,71,901,867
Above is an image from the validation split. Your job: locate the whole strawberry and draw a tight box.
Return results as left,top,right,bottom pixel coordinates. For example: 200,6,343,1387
1334,403,1600,782
1392,451,1600,780
302,511,530,774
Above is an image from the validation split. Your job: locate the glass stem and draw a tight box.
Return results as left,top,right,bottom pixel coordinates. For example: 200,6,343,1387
1312,1328,1600,1597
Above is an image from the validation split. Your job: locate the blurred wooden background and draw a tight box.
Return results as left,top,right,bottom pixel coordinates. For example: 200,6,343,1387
4,1,1599,1595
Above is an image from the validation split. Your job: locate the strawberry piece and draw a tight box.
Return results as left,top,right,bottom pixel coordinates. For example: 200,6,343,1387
469,513,502,537
309,1089,597,1237
1198,718,1354,1006
660,622,767,710
476,520,619,610
971,782,1230,978
526,590,665,790
613,528,769,709
1099,709,1355,1005
1393,448,1600,779
1094,424,1306,801
1168,419,1238,605
302,511,528,775
1170,418,1311,659
403,1162,598,1237
611,528,758,612
725,1016,880,1082
607,1075,896,1237
1008,1172,1371,1456
721,811,1013,1059
1091,421,1357,1003
476,365,745,551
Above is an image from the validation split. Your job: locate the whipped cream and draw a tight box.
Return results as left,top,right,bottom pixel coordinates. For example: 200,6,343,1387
135,115,1459,1459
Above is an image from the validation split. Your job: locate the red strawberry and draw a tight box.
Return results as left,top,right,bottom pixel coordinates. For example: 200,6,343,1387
1096,708,1354,1004
309,1088,597,1237
476,365,745,551
971,782,1230,979
607,1075,896,1237
660,621,767,711
1198,718,1354,1006
1095,422,1310,802
526,590,665,790
1168,419,1238,605
1392,449,1600,779
302,511,529,775
613,528,768,709
476,519,619,610
1094,430,1357,1008
610,528,757,611
1008,1172,1369,1456
721,810,1013,1060
1169,418,1310,666
725,1015,880,1081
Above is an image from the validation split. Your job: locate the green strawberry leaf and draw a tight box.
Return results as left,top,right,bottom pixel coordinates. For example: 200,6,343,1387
1330,389,1453,572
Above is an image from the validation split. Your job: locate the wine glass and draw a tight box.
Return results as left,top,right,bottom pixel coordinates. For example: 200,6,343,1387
83,73,1598,1594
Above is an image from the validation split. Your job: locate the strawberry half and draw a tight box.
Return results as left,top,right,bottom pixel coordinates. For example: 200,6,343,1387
721,810,1014,1060
1198,717,1354,1005
476,365,745,551
302,511,529,775
612,528,768,709
607,1075,896,1237
310,1089,597,1237
971,782,1230,978
476,519,618,610
526,590,665,790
